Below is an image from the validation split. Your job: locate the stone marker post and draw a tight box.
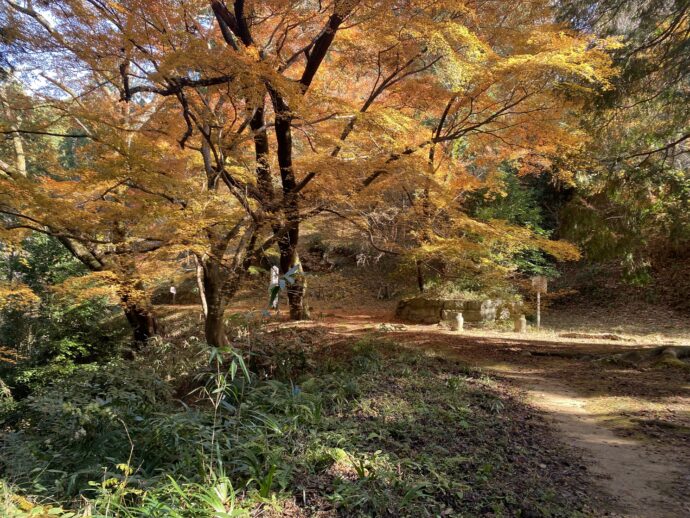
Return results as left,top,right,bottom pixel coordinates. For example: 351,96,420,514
449,312,464,332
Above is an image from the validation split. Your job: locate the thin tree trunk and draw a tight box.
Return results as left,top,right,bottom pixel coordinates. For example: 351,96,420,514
194,254,208,317
250,99,274,203
1,85,27,177
416,259,425,293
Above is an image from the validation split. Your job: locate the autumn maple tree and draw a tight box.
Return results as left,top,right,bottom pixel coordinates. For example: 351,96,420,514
1,0,617,346
0,78,191,341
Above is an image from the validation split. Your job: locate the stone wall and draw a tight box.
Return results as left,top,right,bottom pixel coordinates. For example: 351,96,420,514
395,297,505,325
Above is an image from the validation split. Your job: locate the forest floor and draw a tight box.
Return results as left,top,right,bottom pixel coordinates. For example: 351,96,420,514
158,298,690,517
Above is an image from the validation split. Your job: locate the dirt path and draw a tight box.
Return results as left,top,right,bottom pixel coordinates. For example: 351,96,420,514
411,331,690,518
414,331,690,518
511,373,687,517
289,316,690,517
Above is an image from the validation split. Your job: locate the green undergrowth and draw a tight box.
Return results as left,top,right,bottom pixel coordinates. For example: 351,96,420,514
0,327,593,517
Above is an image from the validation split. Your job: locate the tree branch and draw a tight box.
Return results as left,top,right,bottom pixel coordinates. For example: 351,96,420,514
299,0,359,90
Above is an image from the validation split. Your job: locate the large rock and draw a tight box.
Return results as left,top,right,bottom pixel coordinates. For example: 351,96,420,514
395,297,446,324
462,300,502,323
395,297,503,325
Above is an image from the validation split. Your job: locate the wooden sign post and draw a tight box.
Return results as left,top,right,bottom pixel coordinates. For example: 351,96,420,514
531,276,548,330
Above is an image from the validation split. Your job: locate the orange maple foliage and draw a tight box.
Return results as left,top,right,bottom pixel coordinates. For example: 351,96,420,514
1,0,617,344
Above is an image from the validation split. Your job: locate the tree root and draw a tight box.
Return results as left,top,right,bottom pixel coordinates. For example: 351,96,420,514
558,332,632,342
597,346,690,370
517,345,690,370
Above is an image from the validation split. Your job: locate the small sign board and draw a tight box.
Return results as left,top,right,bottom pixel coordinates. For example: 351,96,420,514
531,275,548,293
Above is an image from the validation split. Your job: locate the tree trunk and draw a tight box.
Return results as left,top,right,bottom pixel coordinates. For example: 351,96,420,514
1,85,27,177
56,237,158,345
117,272,159,346
416,259,425,293
201,259,230,347
279,243,309,320
205,301,228,348
194,254,209,317
250,100,274,203
272,93,309,320
123,304,158,344
287,276,309,320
